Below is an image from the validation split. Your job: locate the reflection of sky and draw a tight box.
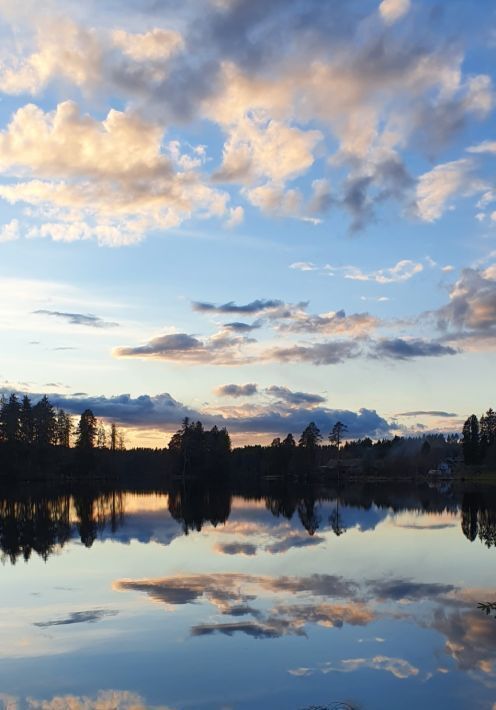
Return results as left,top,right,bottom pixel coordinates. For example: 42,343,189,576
1,493,495,710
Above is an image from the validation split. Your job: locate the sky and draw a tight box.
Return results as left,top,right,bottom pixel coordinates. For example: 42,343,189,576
0,0,495,446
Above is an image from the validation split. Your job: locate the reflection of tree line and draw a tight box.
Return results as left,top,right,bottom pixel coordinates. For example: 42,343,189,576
0,488,124,563
1,482,496,562
461,491,496,547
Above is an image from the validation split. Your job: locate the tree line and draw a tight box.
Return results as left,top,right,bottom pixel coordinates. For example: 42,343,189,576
168,417,231,475
0,393,125,451
462,408,496,465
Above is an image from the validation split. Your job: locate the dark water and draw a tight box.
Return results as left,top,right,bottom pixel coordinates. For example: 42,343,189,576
0,479,495,709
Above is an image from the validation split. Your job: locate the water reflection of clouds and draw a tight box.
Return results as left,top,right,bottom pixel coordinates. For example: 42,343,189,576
114,571,496,684
1,689,172,709
34,609,119,628
211,501,391,558
213,534,326,556
289,655,420,680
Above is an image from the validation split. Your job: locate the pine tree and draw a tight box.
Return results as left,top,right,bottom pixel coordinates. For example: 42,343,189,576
462,414,480,465
76,409,97,449
56,409,72,447
1,394,22,444
329,421,348,453
32,396,57,447
298,422,322,449
96,421,107,449
19,395,34,445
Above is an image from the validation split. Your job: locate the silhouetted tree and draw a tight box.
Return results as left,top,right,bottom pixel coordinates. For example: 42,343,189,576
110,422,118,452
462,414,480,464
329,421,348,455
282,433,296,449
55,408,72,447
0,394,21,444
19,395,34,445
32,395,57,448
299,422,322,449
96,421,107,449
76,409,97,449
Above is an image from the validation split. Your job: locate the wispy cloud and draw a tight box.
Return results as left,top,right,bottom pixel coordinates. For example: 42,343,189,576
395,410,458,418
33,310,119,328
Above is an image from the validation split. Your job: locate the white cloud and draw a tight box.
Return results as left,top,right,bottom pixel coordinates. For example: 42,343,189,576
467,140,496,155
0,218,20,242
290,262,317,272
0,2,492,235
379,0,411,25
226,205,244,228
0,101,233,245
111,28,183,62
214,111,322,185
416,159,485,222
324,259,423,283
0,18,184,96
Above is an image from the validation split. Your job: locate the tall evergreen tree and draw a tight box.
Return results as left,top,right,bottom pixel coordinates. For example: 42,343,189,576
56,409,72,447
0,394,21,444
19,395,34,445
76,409,97,449
96,421,107,449
110,422,118,452
32,396,57,447
329,421,348,453
298,422,322,449
462,414,480,465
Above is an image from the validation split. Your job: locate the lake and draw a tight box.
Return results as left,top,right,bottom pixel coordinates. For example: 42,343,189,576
0,479,495,709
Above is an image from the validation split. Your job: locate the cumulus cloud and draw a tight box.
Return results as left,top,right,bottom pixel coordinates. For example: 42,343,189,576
0,101,234,245
12,391,198,429
214,383,258,398
0,16,184,96
33,310,119,328
213,112,322,185
114,329,256,365
275,309,380,336
435,266,496,345
2,388,391,439
0,1,492,234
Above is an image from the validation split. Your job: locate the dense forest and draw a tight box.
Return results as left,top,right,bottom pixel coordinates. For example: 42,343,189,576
0,392,495,482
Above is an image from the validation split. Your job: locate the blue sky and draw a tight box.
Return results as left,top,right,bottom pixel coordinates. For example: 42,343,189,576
0,0,495,444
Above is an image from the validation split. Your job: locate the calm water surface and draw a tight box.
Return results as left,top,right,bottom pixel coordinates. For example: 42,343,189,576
0,481,495,709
